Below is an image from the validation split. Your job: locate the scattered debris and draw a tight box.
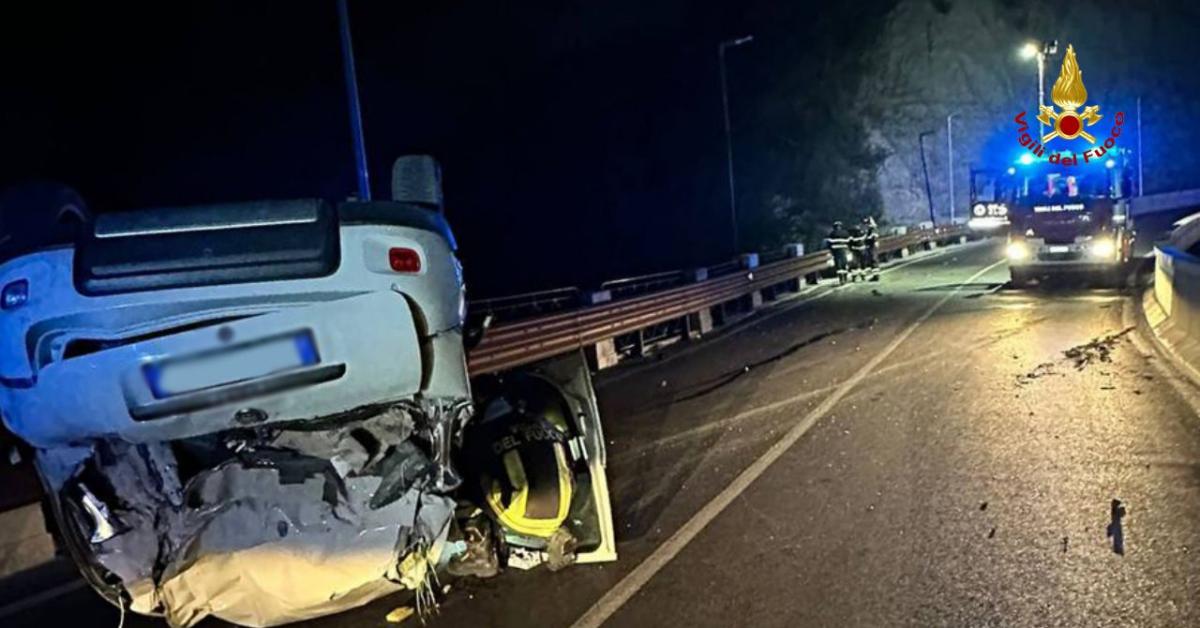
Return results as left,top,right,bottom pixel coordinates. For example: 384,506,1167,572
546,528,580,572
507,547,546,571
447,517,500,579
1063,327,1135,370
1016,327,1135,387
1107,499,1127,556
979,502,988,511
386,607,416,624
988,527,996,539
1017,362,1059,385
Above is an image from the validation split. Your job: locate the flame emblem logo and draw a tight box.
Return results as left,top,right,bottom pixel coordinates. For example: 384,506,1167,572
1036,45,1102,144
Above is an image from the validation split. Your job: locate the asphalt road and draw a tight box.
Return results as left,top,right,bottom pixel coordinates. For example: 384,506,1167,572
9,237,1200,627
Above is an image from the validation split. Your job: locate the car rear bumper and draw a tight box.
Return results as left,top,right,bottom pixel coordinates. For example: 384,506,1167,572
3,290,430,447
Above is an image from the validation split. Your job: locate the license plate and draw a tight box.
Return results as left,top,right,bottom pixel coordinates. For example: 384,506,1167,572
145,331,319,399
1047,245,1071,253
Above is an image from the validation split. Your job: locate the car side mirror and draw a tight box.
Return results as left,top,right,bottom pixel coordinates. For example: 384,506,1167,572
464,313,493,351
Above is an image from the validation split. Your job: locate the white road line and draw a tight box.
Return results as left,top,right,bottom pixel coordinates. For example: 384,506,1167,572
571,258,1006,628
600,240,987,387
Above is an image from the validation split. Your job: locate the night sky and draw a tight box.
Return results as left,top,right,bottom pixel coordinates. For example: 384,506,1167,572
7,2,1197,296
0,2,781,295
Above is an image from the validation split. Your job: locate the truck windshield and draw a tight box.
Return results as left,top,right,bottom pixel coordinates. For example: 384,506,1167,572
1013,158,1131,202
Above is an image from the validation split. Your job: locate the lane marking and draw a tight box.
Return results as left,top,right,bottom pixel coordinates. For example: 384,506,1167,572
571,258,1006,628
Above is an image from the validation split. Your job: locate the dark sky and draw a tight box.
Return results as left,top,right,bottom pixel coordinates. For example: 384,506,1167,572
0,2,773,295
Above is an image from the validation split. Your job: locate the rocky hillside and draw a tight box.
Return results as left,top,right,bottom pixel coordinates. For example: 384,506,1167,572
741,0,1200,247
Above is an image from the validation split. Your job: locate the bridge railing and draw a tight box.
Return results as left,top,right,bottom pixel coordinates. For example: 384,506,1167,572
468,224,971,374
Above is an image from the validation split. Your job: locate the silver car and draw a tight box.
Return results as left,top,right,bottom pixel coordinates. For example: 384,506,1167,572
0,157,478,626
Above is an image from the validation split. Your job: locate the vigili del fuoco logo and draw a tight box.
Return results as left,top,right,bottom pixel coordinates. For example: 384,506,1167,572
1014,44,1124,166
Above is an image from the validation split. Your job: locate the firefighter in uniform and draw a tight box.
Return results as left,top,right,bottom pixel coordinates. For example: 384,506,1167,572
848,222,866,281
861,217,880,281
826,221,851,285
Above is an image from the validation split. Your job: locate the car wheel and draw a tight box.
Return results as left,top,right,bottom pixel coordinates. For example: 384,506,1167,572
1009,268,1030,288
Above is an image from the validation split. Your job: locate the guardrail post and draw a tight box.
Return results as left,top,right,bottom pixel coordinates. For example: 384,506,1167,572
738,253,763,310
783,244,805,292
687,309,715,338
586,338,621,370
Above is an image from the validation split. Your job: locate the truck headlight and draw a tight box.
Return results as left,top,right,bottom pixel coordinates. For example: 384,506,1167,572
1091,237,1115,259
1006,241,1030,261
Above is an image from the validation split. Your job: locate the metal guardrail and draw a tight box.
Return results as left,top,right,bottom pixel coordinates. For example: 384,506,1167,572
468,225,970,374
468,286,580,323
601,270,685,300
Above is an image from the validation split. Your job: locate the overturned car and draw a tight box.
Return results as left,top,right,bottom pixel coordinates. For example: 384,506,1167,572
0,157,615,626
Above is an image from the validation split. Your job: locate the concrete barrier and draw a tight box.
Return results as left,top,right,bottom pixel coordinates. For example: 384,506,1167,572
1146,245,1200,379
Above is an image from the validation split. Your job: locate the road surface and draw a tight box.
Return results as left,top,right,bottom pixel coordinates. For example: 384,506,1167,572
8,237,1200,627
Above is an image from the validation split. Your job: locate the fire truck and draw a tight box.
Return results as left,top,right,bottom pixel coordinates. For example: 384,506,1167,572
966,167,1012,233
1004,148,1135,286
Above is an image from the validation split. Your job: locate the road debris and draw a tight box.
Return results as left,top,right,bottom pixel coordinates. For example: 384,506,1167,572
1017,327,1135,386
1064,327,1135,370
1017,362,1059,385
979,502,988,511
507,547,547,570
988,527,996,539
1107,499,1127,555
386,607,416,624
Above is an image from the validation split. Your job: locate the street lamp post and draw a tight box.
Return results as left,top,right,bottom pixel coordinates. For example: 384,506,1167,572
946,113,956,223
919,130,936,226
337,0,371,201
719,35,753,253
1020,40,1058,139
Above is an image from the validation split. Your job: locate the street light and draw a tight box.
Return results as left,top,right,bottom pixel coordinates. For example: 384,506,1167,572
1018,40,1058,138
719,35,753,253
918,130,936,226
946,113,957,223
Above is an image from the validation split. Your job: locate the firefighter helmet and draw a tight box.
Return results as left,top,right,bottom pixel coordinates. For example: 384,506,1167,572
465,376,575,540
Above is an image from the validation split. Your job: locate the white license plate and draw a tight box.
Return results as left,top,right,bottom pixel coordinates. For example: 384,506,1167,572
1047,245,1071,253
146,331,318,398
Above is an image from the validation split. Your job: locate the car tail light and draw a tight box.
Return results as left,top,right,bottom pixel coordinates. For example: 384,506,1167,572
388,248,422,273
1,280,28,310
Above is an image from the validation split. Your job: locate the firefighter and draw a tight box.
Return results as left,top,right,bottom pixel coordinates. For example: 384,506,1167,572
861,217,880,281
826,221,851,285
848,222,866,281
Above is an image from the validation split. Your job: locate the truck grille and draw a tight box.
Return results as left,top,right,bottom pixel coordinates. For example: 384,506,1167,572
1037,250,1083,262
